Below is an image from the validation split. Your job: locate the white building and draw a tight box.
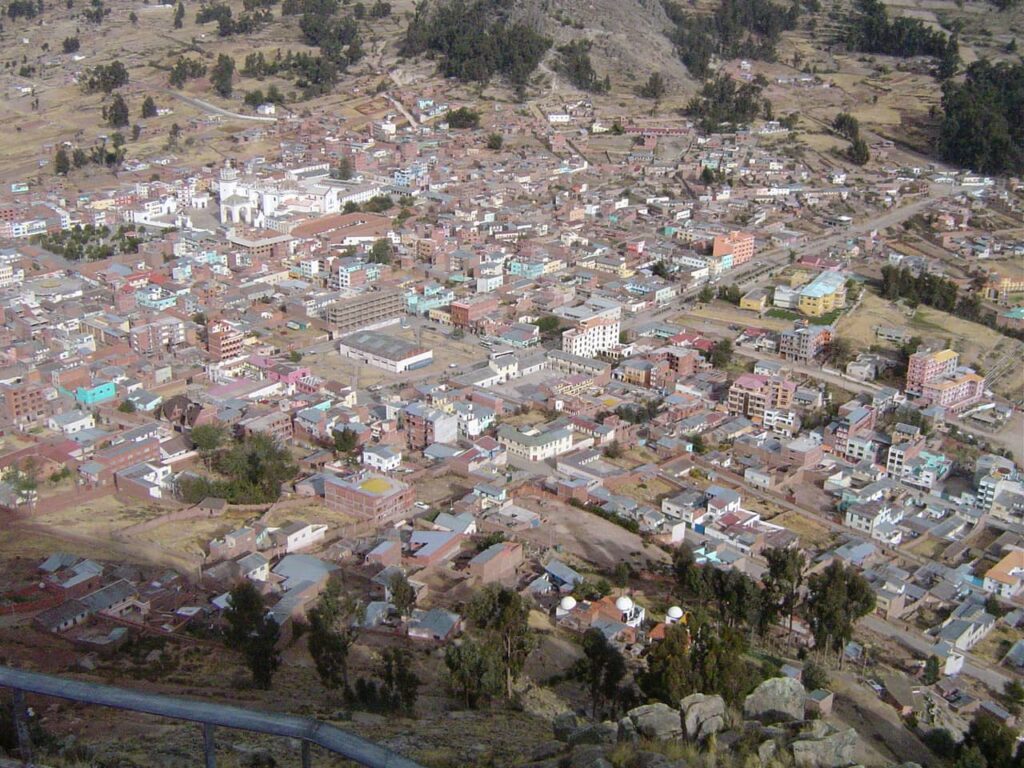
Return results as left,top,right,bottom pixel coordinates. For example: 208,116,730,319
497,425,573,462
48,409,95,435
362,444,402,472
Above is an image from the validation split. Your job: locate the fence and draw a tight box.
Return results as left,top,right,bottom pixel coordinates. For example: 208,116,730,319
0,665,423,768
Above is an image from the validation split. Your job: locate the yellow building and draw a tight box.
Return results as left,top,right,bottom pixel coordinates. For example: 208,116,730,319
796,271,847,317
740,287,770,312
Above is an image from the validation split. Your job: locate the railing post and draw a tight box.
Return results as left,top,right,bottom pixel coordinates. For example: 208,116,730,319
203,722,216,768
302,740,311,768
12,688,34,767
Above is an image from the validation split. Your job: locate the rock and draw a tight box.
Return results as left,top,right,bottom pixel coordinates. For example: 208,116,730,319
791,727,858,768
617,716,638,744
145,649,163,663
569,744,612,768
743,677,806,723
350,712,386,726
802,719,833,740
758,740,778,764
530,740,566,761
77,654,97,671
627,702,683,741
569,721,618,746
554,712,583,742
680,693,726,741
630,753,676,768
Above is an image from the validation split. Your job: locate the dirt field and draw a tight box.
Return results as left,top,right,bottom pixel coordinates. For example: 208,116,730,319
838,290,1024,400
515,491,671,573
772,511,838,550
674,301,795,333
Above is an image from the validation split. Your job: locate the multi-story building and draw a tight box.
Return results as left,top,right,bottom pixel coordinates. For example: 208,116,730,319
324,472,414,523
727,374,796,424
324,290,403,334
497,424,573,462
562,315,621,359
796,270,847,317
826,403,876,459
403,403,458,449
208,321,244,361
779,324,832,363
712,231,755,267
129,317,187,355
906,348,959,396
2,381,53,425
449,295,500,330
919,369,986,413
79,438,162,487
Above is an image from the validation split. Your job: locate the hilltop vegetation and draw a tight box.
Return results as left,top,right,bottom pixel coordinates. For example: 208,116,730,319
661,0,801,78
939,59,1024,175
401,0,551,85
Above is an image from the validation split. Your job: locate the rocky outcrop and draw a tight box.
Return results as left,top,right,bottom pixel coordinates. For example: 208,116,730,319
791,724,858,768
626,703,683,741
679,693,726,741
554,713,583,742
743,677,806,723
568,721,618,746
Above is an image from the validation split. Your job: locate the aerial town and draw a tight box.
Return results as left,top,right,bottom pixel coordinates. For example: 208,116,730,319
0,0,1022,765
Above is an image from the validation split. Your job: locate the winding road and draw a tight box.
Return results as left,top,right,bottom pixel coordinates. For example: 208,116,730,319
161,89,278,123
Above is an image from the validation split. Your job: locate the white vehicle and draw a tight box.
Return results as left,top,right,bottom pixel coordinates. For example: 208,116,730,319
414,501,430,510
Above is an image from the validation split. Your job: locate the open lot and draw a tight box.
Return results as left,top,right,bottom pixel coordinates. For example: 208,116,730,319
838,290,1024,401
772,510,838,550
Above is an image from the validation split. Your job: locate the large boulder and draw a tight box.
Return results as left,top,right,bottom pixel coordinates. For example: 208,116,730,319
743,677,806,723
554,712,583,742
680,693,726,741
627,703,684,741
617,716,638,744
569,745,613,768
568,721,618,746
791,727,858,768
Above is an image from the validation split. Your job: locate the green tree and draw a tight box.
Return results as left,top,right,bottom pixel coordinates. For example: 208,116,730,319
331,155,353,180
388,571,415,618
105,93,129,128
224,581,280,689
710,339,733,368
579,628,626,718
368,238,392,264
802,660,829,691
446,107,480,129
141,96,158,118
308,580,360,694
652,261,671,279
378,647,419,714
805,561,875,659
486,132,503,150
961,712,1018,768
444,639,503,708
534,315,561,334
468,585,534,699
333,427,358,454
848,137,870,165
923,655,940,685
762,547,805,636
191,423,227,470
54,147,70,176
62,36,80,53
288,350,303,363
673,545,707,602
639,71,667,100
173,0,184,26
211,54,235,98
698,284,714,303
117,399,136,413
218,432,297,503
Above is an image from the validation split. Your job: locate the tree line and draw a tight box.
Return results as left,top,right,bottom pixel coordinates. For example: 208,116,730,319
401,0,551,87
178,426,297,505
686,74,769,132
939,59,1024,175
661,0,799,79
879,264,982,320
843,0,958,79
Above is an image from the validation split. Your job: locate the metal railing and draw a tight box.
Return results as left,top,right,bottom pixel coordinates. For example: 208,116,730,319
0,666,422,768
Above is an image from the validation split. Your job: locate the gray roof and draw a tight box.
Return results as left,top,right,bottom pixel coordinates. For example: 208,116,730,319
272,555,338,589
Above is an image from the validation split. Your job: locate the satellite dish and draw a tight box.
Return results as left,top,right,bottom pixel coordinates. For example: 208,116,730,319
615,595,634,613
559,595,577,611
667,605,684,620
